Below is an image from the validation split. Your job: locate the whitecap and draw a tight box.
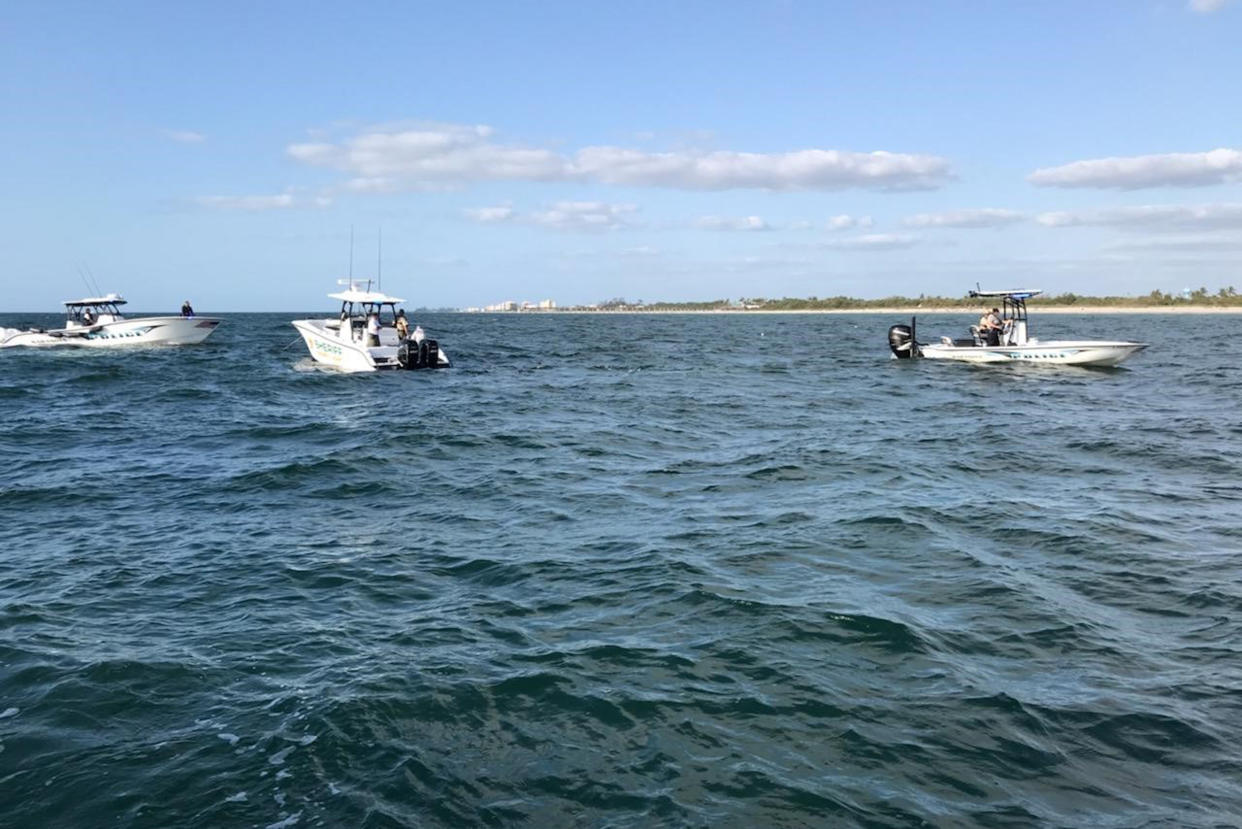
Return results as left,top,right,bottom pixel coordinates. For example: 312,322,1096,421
0,708,19,719
268,746,294,765
264,812,301,829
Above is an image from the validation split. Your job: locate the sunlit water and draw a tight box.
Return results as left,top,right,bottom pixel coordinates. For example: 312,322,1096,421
1,311,1240,827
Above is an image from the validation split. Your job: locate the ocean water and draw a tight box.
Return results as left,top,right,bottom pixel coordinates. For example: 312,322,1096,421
1,310,1240,828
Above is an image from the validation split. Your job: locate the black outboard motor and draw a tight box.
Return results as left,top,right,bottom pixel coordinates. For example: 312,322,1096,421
888,322,919,358
396,338,445,369
397,340,423,369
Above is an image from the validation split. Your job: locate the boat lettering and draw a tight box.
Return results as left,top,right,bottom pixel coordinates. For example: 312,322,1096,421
311,337,342,357
86,327,153,340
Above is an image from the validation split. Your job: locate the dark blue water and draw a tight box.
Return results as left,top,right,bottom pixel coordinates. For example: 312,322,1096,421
2,311,1240,828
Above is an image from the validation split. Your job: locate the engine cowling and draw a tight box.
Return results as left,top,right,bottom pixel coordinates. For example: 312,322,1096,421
888,324,918,358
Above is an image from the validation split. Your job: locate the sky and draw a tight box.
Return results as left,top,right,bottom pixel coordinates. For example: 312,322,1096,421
2,0,1241,311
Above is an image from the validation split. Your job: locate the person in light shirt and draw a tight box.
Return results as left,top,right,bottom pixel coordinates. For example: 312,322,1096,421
365,311,381,346
394,309,409,340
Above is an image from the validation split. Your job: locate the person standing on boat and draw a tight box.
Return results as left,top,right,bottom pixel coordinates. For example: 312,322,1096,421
82,307,95,326
394,309,409,340
982,307,1003,346
181,300,194,318
366,311,381,346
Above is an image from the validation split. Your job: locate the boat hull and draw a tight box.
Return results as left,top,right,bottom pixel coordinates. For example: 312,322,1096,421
0,317,221,348
292,319,450,372
919,340,1147,367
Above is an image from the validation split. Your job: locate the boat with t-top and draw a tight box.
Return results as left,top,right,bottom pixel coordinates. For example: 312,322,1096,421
887,289,1147,367
0,294,221,348
291,281,450,372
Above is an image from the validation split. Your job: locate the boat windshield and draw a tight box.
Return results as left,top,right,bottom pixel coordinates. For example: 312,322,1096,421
339,300,403,326
65,302,124,322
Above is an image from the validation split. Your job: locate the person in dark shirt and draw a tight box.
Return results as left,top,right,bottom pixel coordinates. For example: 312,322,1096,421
181,300,195,318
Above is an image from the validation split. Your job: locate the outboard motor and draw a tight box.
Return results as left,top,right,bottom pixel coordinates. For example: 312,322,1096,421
888,323,919,358
397,340,424,369
396,336,445,369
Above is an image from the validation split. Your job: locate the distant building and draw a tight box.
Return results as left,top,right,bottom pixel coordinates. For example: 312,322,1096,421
538,299,556,309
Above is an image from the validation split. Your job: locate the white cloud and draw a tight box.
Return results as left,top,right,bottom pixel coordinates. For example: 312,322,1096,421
1104,235,1242,253
903,208,1024,228
1028,148,1242,189
826,214,874,231
1189,0,1231,13
163,129,206,143
821,233,919,250
695,215,770,231
570,146,950,190
464,205,515,223
530,201,638,231
287,122,953,192
1035,203,1242,231
194,193,330,210
462,201,638,230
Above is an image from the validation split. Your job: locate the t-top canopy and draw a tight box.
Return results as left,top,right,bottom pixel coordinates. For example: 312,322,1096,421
327,280,404,306
63,293,126,307
969,289,1043,299
328,289,406,305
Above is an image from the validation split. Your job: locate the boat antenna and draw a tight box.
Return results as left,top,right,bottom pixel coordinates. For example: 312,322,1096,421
83,264,104,297
377,227,382,292
349,225,355,287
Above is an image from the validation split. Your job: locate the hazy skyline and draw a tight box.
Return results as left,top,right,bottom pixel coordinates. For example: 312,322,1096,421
3,0,1241,310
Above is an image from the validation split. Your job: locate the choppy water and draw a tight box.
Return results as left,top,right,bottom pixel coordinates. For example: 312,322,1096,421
1,311,1240,828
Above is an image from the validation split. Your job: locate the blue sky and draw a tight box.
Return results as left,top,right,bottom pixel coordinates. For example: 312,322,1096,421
2,0,1240,310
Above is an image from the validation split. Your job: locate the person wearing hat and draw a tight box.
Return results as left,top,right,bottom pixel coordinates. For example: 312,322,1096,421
394,308,410,340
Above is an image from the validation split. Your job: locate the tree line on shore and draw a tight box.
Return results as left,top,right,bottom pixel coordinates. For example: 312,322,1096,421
580,286,1241,311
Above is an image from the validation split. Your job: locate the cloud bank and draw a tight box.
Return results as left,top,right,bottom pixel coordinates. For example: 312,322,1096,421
1035,203,1242,231
821,233,920,250
904,208,1024,228
695,215,771,231
1028,149,1242,189
288,122,953,192
465,201,637,231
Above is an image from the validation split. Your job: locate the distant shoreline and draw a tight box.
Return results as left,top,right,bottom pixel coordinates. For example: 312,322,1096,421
526,305,1242,315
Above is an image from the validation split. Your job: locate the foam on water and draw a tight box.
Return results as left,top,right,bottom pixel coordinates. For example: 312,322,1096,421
1,311,1240,827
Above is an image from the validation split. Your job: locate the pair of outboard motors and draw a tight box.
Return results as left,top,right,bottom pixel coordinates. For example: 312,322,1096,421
397,338,441,369
888,321,921,359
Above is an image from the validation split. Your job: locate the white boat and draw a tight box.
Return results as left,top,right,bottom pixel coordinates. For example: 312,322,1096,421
887,289,1147,367
0,294,221,348
291,282,450,372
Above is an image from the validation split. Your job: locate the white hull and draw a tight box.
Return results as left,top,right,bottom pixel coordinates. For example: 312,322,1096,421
919,340,1146,367
292,318,450,372
0,316,221,348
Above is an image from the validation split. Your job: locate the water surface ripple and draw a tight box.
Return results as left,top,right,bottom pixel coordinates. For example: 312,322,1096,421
2,312,1240,827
